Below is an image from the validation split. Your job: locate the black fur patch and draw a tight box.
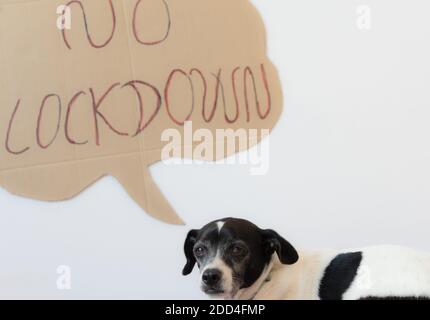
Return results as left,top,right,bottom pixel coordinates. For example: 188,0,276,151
319,252,363,300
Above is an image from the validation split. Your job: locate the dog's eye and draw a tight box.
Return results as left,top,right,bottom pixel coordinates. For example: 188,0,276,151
194,246,207,257
231,245,246,256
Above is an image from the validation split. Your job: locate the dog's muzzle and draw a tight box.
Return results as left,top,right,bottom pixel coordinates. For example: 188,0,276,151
201,268,224,294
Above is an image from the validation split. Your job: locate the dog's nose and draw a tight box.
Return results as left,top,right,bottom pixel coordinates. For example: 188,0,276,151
202,269,222,286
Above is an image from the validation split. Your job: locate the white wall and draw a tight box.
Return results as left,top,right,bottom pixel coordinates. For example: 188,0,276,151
1,0,430,299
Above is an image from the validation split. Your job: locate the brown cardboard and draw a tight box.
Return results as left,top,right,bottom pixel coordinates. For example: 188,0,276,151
0,0,283,224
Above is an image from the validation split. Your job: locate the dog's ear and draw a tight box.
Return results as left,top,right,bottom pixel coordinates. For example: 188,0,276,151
182,229,199,276
261,229,299,265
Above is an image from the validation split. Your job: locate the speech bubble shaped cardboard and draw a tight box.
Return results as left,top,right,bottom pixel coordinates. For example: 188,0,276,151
0,0,283,224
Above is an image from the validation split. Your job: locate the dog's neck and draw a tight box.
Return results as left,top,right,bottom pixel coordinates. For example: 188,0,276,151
234,251,325,300
233,255,276,300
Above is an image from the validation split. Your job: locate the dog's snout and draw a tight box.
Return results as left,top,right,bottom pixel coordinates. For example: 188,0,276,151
202,269,222,286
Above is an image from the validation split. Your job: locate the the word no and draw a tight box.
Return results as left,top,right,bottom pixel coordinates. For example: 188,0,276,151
56,0,170,49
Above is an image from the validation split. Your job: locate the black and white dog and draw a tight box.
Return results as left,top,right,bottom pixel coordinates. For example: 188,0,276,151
182,218,430,300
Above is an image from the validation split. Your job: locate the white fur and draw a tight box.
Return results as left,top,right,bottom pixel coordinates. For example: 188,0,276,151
343,246,430,299
216,221,225,233
236,246,430,300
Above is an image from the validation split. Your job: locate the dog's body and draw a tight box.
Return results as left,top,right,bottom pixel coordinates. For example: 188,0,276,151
183,218,430,300
239,246,430,300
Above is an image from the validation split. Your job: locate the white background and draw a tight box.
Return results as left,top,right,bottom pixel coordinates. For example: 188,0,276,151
1,0,430,299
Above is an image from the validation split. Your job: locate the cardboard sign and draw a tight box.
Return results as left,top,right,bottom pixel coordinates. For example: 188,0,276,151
0,0,283,224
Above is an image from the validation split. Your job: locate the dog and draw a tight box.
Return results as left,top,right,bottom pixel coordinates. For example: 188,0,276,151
182,218,430,300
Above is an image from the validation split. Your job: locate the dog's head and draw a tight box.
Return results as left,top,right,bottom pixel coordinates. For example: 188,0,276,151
182,218,299,299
